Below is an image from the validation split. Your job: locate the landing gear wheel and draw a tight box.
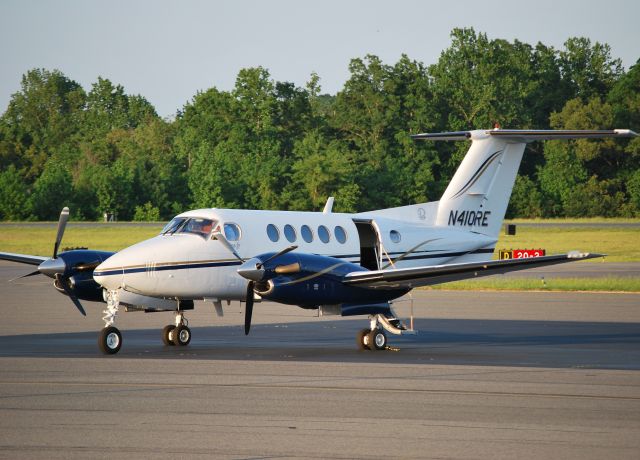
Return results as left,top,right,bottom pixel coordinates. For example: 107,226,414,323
357,328,371,350
162,325,176,346
99,326,122,355
172,324,191,346
368,329,387,350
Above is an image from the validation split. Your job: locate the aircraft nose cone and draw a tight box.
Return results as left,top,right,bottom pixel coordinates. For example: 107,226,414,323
237,258,265,282
37,257,66,278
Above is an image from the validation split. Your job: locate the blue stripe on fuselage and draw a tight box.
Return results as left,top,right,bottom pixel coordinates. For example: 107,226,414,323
93,248,494,278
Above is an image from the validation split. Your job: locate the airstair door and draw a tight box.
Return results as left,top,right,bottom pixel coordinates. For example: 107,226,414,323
353,219,380,270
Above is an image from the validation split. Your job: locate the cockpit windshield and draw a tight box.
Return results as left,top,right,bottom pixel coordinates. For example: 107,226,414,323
161,217,186,234
160,217,216,238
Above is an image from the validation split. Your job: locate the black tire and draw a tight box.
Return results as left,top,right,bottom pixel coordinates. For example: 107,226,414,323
357,328,371,350
162,325,176,346
173,324,191,346
99,326,122,355
368,329,387,351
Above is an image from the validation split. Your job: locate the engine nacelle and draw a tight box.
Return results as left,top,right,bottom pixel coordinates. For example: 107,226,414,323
52,249,113,302
249,252,408,308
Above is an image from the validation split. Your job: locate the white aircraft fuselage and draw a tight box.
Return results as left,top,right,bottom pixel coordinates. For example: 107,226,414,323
93,206,497,301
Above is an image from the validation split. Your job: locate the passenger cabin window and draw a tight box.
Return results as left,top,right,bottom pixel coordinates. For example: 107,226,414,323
267,224,280,242
390,230,401,243
318,225,330,243
334,226,347,244
301,225,313,243
224,223,241,241
284,224,297,243
162,217,215,238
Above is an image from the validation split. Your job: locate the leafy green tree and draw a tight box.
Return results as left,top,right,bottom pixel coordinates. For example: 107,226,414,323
285,130,358,211
0,165,29,220
133,202,161,221
507,175,543,218
559,38,623,100
0,69,85,181
27,160,74,220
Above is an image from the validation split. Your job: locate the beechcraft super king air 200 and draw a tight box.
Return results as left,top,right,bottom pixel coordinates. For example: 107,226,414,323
1,128,637,354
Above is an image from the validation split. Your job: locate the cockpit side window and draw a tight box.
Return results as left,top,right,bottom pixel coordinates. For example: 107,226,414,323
162,217,216,238
181,218,215,238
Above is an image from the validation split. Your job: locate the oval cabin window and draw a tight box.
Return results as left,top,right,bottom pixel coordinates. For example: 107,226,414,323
284,224,297,243
318,225,330,243
301,225,313,243
334,226,347,244
266,224,280,242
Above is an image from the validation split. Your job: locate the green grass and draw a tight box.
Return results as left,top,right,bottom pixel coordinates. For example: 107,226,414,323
0,225,162,255
496,226,640,262
426,277,640,292
506,217,640,224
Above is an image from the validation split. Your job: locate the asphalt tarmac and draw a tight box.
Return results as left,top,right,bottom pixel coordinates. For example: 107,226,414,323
0,261,639,459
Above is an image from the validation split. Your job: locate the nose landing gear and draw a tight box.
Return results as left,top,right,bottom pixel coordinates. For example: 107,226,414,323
99,290,121,355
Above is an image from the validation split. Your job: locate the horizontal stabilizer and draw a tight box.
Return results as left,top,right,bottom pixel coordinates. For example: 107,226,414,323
412,129,638,143
343,252,603,289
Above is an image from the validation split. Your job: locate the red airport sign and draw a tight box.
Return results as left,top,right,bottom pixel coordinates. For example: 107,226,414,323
498,249,546,259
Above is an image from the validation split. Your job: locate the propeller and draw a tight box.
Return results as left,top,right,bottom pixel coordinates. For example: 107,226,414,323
212,233,298,335
244,281,254,335
237,245,299,282
39,207,88,316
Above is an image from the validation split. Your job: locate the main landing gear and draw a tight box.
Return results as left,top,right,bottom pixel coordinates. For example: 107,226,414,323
162,311,191,347
356,314,411,351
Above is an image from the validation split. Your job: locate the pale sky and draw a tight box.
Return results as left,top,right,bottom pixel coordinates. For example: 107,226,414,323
1,0,639,118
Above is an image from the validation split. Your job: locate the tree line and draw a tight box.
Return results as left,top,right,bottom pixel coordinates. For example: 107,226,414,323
1,28,639,221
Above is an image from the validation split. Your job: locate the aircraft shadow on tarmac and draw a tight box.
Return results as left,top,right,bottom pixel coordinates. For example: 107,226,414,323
1,318,639,370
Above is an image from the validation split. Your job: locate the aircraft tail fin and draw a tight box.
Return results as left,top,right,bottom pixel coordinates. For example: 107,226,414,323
413,129,637,239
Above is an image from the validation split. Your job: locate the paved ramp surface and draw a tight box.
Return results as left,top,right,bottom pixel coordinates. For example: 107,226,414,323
0,261,639,459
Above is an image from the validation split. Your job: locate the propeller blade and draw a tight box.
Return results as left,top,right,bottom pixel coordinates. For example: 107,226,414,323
257,245,298,269
244,282,254,335
212,231,244,262
54,274,86,316
53,207,70,258
9,270,41,282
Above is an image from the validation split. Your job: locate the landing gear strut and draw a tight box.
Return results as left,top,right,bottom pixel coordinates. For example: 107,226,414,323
99,290,121,355
163,310,191,347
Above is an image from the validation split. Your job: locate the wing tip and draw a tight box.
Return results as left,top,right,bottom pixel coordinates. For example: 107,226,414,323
567,251,606,259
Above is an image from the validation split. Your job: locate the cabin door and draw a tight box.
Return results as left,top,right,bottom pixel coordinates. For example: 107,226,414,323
352,219,380,270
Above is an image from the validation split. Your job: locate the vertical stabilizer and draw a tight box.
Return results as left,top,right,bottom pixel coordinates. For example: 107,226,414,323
435,130,522,239
411,128,638,240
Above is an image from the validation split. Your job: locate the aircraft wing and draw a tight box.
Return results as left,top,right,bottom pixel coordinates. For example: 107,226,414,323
0,251,48,266
342,252,603,290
